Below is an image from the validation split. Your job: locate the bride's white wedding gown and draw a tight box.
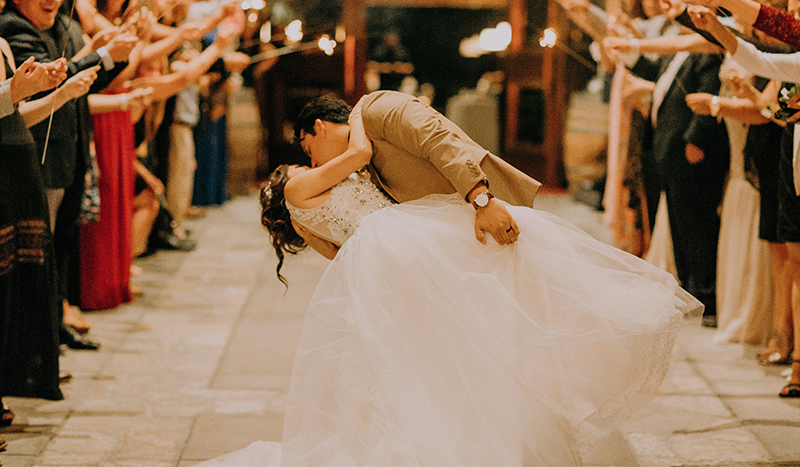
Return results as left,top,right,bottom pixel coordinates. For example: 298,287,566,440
199,169,701,467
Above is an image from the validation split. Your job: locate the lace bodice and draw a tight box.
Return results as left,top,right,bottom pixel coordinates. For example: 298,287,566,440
287,168,394,246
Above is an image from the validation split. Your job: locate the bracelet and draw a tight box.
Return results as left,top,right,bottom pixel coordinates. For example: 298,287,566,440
119,94,129,111
629,37,641,55
710,95,721,118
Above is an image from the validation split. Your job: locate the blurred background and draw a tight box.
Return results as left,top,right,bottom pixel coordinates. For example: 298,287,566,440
227,0,607,202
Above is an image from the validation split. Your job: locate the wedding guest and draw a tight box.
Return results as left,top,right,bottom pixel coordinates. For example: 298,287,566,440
0,18,96,428
605,0,730,327
0,0,135,348
702,0,800,48
127,23,239,254
690,4,800,396
733,75,795,363
163,1,238,239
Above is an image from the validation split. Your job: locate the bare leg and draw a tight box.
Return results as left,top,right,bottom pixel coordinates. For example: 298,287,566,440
62,299,91,334
760,242,793,364
132,188,160,258
780,241,800,396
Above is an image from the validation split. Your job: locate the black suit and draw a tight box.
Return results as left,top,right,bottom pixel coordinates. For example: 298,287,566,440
0,8,125,188
632,52,729,316
0,7,126,305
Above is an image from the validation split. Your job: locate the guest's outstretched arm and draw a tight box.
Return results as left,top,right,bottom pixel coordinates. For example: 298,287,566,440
693,0,800,48
691,6,800,81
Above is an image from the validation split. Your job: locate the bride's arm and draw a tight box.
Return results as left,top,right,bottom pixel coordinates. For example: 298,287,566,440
291,218,340,260
284,97,373,206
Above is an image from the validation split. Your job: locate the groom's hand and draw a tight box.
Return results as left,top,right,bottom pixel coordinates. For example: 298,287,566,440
291,217,340,260
474,200,520,246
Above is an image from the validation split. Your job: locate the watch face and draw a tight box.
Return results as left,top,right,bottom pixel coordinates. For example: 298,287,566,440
475,192,489,207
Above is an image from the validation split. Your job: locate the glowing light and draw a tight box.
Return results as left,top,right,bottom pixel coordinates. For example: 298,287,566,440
240,1,250,9
286,19,303,42
318,35,336,55
260,21,271,43
539,28,556,48
459,35,483,58
248,13,258,22
335,25,346,43
250,0,265,8
478,22,512,52
286,19,303,43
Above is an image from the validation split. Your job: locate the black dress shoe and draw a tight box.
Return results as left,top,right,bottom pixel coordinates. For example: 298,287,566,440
701,314,717,328
152,231,197,252
60,324,100,350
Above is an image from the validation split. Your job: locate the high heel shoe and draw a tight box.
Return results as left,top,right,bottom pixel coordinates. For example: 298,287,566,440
0,401,13,427
759,333,793,365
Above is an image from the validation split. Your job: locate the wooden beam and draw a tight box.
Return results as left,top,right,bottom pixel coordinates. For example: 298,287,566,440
367,0,506,7
343,0,368,104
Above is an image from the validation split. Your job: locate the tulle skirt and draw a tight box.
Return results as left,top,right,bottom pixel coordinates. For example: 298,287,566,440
199,194,701,467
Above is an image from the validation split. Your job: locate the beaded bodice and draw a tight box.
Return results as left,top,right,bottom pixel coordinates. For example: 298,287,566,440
287,168,394,246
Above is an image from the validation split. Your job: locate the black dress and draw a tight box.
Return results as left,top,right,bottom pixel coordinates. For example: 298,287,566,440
0,57,62,401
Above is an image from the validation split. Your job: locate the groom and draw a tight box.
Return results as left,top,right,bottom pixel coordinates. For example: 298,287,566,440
291,90,542,252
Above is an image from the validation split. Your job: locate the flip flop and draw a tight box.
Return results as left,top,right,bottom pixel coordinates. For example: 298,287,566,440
779,383,800,398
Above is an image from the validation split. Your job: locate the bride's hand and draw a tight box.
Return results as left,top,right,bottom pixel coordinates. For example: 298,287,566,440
348,97,373,166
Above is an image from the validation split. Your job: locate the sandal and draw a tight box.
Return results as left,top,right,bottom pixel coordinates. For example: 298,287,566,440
759,333,793,365
779,383,800,398
0,402,13,427
0,436,7,451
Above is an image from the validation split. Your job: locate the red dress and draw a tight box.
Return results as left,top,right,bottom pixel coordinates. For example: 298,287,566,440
78,97,134,310
754,4,800,49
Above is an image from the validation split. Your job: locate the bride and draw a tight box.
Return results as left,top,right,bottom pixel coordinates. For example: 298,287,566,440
199,98,701,466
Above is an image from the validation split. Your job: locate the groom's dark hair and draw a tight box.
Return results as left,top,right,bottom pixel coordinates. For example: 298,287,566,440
294,96,352,142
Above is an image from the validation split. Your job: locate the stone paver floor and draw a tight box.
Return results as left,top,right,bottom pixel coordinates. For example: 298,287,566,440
2,193,799,467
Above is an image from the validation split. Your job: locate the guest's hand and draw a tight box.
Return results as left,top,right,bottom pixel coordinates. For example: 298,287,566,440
179,22,205,42
660,0,688,19
40,58,68,89
90,27,119,52
9,57,63,103
602,36,633,62
59,65,100,100
223,51,250,73
688,5,719,30
125,86,152,114
474,199,520,246
291,217,339,260
124,7,156,42
104,32,138,62
683,0,717,7
685,92,714,115
685,143,705,163
213,23,238,51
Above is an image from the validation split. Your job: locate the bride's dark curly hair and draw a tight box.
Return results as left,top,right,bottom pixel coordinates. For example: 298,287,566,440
260,165,307,286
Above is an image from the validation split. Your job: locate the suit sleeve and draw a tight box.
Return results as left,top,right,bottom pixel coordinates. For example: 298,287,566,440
629,55,663,82
361,91,489,199
683,54,724,155
66,24,126,93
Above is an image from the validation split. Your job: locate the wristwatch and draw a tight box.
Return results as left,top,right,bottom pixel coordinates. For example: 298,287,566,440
761,104,778,120
472,192,494,210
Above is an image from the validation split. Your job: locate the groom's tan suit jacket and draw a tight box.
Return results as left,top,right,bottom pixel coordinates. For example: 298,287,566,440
360,91,542,207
